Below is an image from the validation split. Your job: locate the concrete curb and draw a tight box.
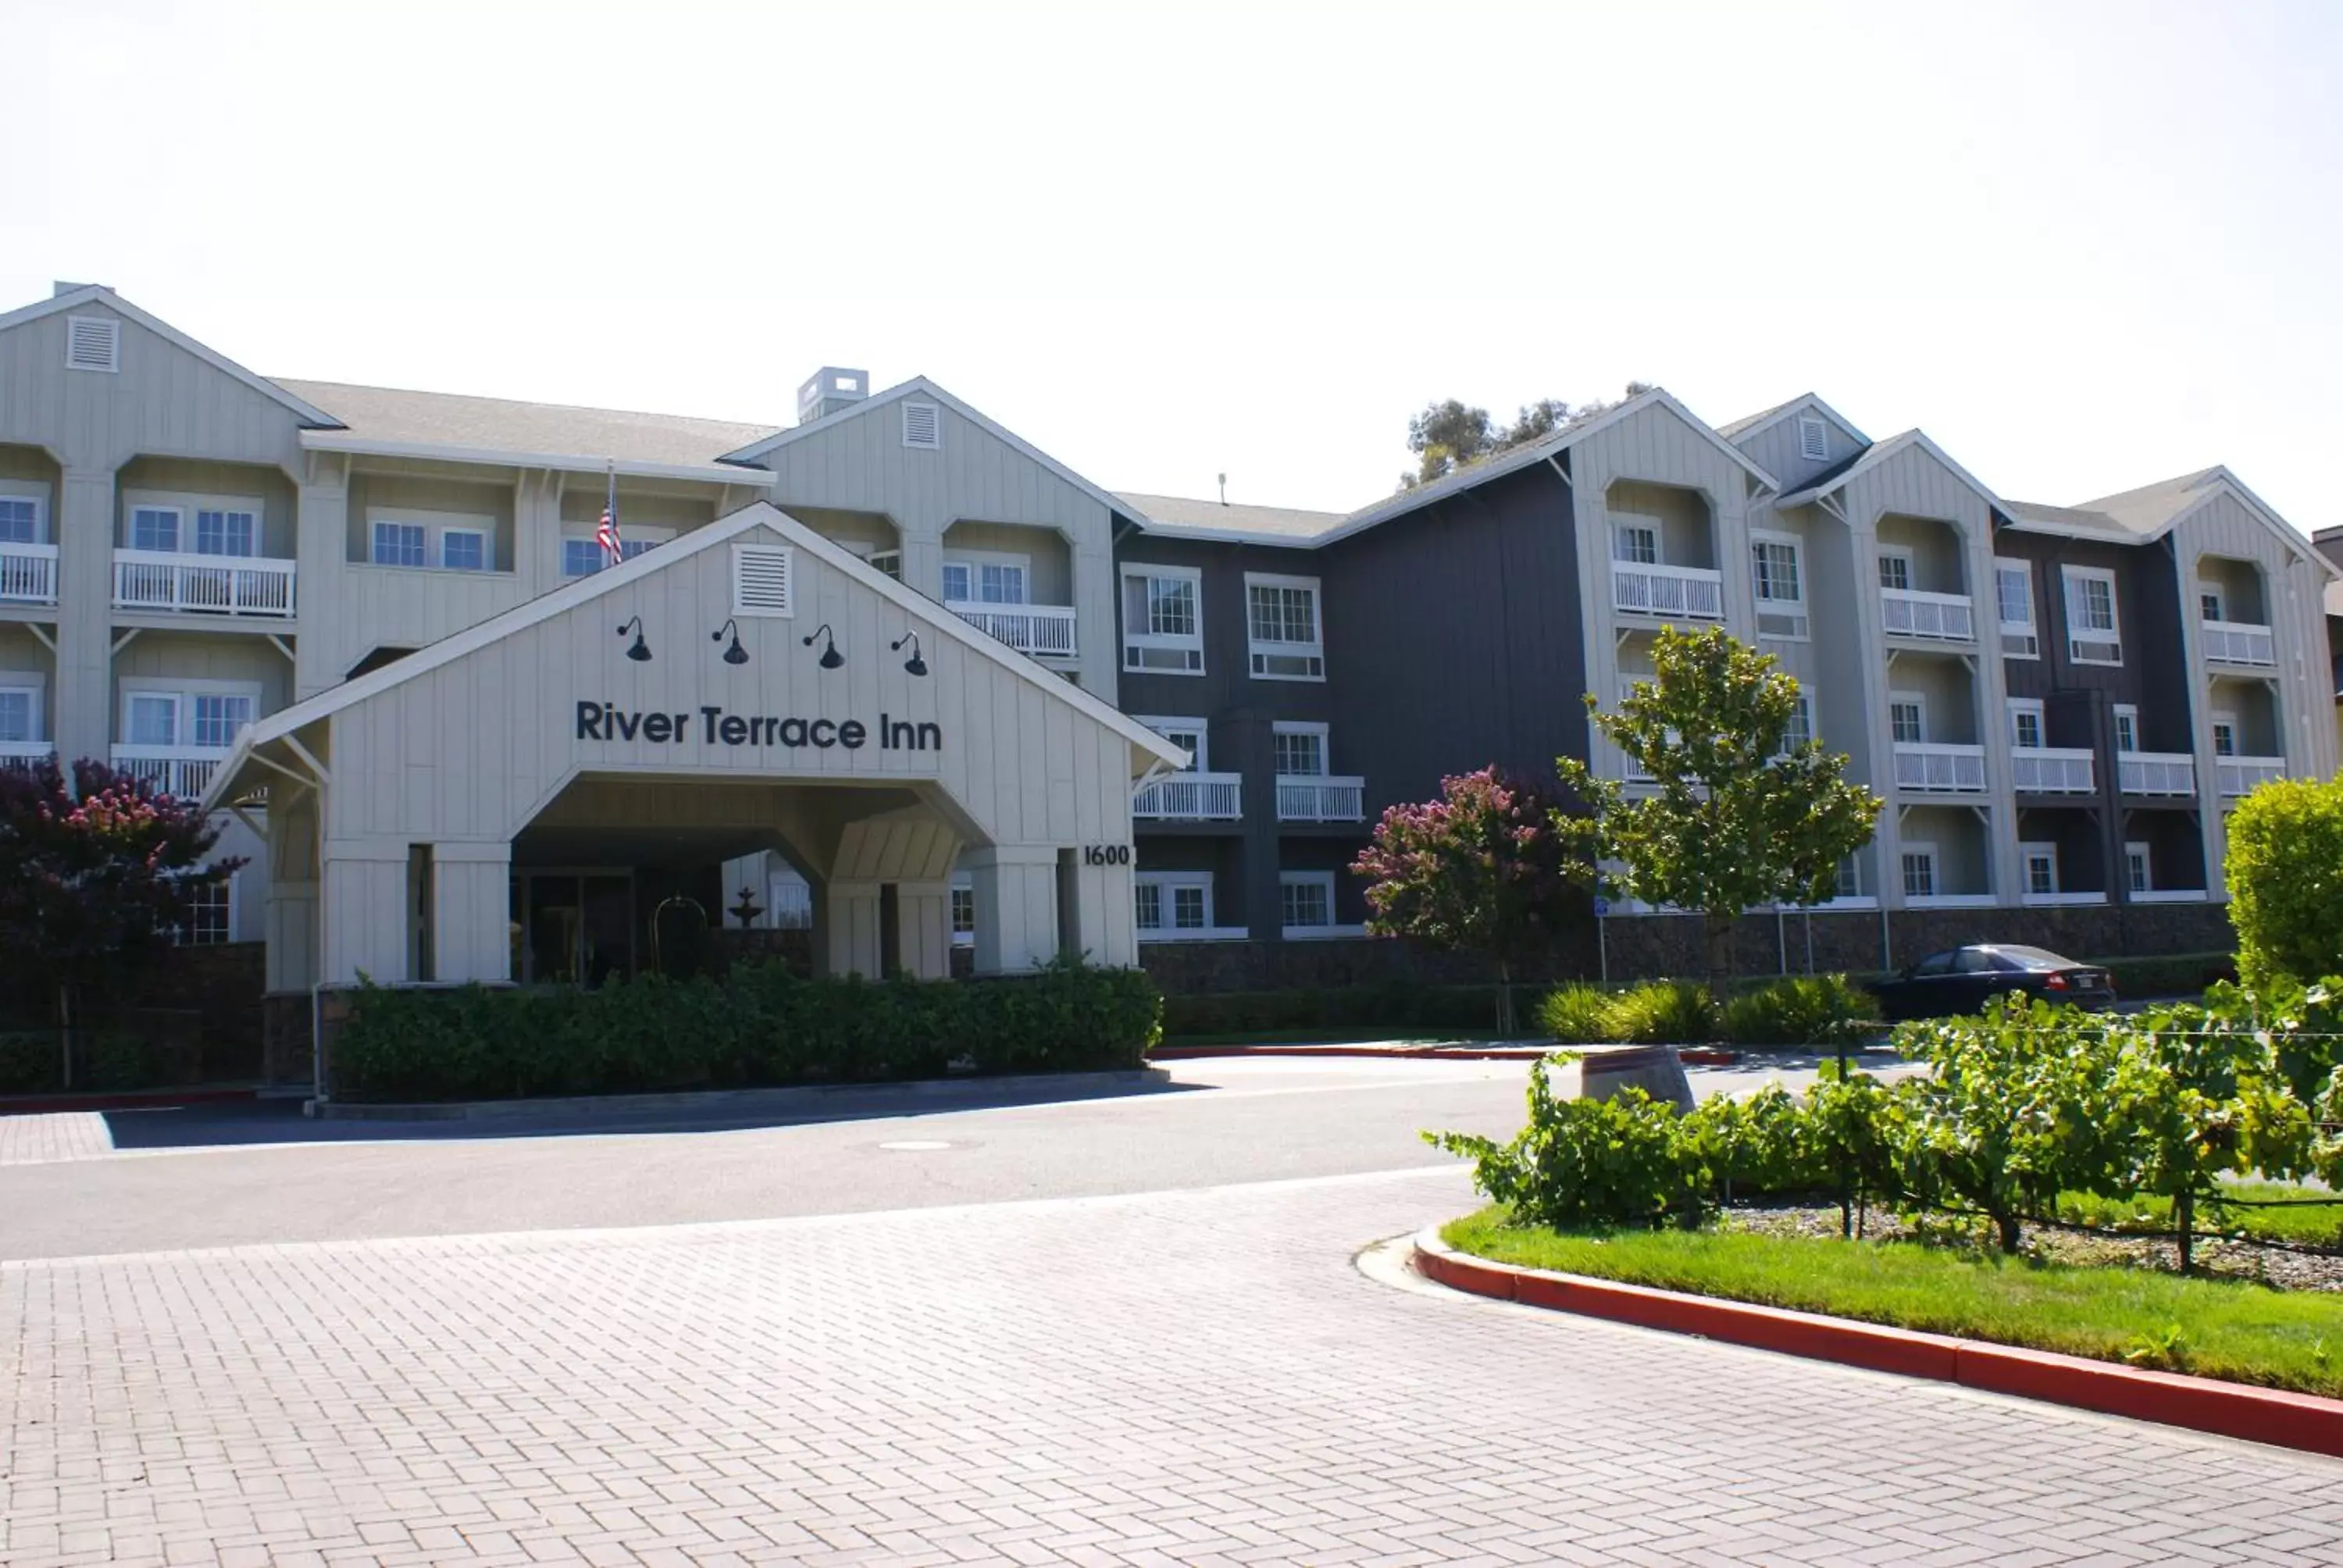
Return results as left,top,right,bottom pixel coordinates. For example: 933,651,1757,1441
1410,1227,2343,1459
316,1067,1172,1122
0,1085,260,1116
1150,1042,1758,1065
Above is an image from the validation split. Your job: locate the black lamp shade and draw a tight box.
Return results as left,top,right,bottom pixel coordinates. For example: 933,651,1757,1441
712,618,749,665
616,616,652,661
804,624,844,670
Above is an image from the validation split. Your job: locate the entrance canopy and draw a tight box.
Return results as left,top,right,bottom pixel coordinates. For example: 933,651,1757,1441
203,503,1183,989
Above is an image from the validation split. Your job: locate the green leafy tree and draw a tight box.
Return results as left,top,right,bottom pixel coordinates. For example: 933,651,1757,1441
2224,775,2343,992
0,758,241,1088
1397,383,1656,490
1353,767,1576,1034
1556,626,1881,991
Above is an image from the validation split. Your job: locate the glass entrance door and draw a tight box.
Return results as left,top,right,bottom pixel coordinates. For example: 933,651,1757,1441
512,871,635,985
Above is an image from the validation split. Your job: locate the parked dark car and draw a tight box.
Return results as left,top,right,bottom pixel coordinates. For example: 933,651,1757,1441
1868,944,2118,1022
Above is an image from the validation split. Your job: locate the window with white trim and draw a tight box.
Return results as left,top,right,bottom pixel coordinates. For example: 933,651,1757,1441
2007,697,2045,750
2124,841,2152,893
1900,845,1938,899
180,874,234,946
2021,843,2059,896
942,551,1029,606
949,876,974,946
1134,871,1214,935
191,693,254,749
0,679,42,743
440,529,489,572
1995,558,2038,658
1835,855,1863,900
1888,692,1926,745
1877,550,1913,593
2211,711,2238,757
1121,564,1204,674
1611,520,1659,565
194,508,255,558
372,521,426,568
866,548,903,581
132,506,182,554
1750,532,1808,639
2199,584,2224,622
563,526,671,579
2113,704,2140,754
1279,871,1336,931
1776,692,1813,754
2062,565,2122,664
1245,573,1324,679
1138,717,1207,771
120,680,259,749
1271,721,1327,777
0,495,42,544
1797,415,1830,462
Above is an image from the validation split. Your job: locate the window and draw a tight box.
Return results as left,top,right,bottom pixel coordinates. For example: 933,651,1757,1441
0,496,45,544
440,530,488,572
2007,698,2045,750
1134,872,1214,935
0,682,39,743
372,521,426,568
2199,586,2224,622
1776,693,1813,754
942,553,1028,605
125,692,179,747
194,509,255,558
1797,415,1829,462
1612,522,1659,565
180,876,233,946
2124,842,2152,894
2113,704,2140,754
1139,718,1207,771
1245,573,1325,679
1888,693,1925,745
1835,856,1863,900
1877,551,1912,593
2062,565,2122,664
1280,871,1335,931
950,879,975,946
190,693,254,749
1900,846,1938,899
866,549,903,581
1121,565,1204,674
1271,722,1327,777
1751,533,1808,639
132,506,181,554
2022,843,2059,896
1995,558,2038,658
564,532,664,579
2211,713,2238,757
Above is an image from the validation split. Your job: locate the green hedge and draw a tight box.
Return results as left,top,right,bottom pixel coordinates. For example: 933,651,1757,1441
331,958,1161,1103
2099,952,2234,999
0,1029,173,1096
1536,975,1877,1047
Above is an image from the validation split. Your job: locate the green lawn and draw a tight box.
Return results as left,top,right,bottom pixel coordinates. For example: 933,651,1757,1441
2059,1182,2343,1248
1443,1205,2343,1398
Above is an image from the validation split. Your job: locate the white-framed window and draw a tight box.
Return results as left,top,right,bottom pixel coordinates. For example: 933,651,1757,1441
865,548,903,581
131,505,182,554
1279,871,1336,931
1877,549,1913,593
1611,520,1659,565
1121,564,1204,674
942,551,1029,605
1271,720,1328,777
1888,691,1926,745
2211,711,2238,757
191,692,255,749
1245,572,1325,680
440,529,489,572
562,526,669,579
949,875,974,946
1776,693,1813,754
2199,584,2224,622
2062,565,2123,664
1900,845,1938,899
0,494,43,544
1137,717,1207,771
2124,841,2152,893
1835,855,1863,900
1995,558,2038,658
2021,842,2059,896
372,520,426,568
1134,871,1214,935
123,690,180,747
1750,531,1808,640
2113,704,2140,754
1797,415,1830,463
180,873,234,946
193,508,256,558
0,677,43,743
121,681,259,750
2007,697,2045,750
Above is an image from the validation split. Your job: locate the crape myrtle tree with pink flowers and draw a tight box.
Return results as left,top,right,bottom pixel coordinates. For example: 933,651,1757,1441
0,759,241,1087
1352,767,1577,1035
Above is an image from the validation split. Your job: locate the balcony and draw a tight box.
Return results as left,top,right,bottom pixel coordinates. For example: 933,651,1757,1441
1612,563,1724,622
0,542,58,605
2118,751,2195,796
114,550,296,618
1132,772,1243,822
110,745,230,799
2010,747,2095,794
946,600,1075,660
1880,587,1974,642
0,738,55,770
1275,775,1366,823
1892,742,1987,793
2218,755,2285,797
2200,618,2276,667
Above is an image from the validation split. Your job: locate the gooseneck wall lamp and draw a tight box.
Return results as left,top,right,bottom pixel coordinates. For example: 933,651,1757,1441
892,631,929,678
802,623,844,670
711,618,749,665
615,615,652,662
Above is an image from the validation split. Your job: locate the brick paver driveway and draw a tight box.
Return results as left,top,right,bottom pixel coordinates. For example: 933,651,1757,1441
5,1160,2339,1567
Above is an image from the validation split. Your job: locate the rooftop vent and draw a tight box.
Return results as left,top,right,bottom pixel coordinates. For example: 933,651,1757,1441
797,367,869,426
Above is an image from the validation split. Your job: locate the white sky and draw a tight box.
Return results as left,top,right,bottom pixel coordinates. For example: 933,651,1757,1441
9,0,2341,528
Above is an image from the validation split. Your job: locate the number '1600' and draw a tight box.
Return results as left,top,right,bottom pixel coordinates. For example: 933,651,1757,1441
1082,844,1132,867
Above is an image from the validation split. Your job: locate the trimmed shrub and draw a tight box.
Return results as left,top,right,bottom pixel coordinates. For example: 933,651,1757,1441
1537,983,1621,1044
1610,980,1717,1045
331,957,1161,1103
0,1030,59,1095
2099,952,2235,1001
2225,776,2343,992
1721,974,1876,1047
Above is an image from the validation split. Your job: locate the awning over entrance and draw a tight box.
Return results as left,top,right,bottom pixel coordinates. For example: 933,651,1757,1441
202,503,1184,990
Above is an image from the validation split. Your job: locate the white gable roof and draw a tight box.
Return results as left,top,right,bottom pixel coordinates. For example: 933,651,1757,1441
0,285,344,428
1716,391,1870,449
1775,429,2007,515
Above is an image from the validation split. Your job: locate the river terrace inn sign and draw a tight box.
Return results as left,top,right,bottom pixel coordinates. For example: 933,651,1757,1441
198,506,1185,1000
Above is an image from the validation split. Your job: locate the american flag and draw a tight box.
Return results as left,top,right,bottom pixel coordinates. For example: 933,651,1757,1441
596,464,622,565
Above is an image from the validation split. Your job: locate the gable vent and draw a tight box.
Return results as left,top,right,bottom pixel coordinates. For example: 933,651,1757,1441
732,543,795,617
901,401,942,451
65,315,120,373
1797,415,1828,462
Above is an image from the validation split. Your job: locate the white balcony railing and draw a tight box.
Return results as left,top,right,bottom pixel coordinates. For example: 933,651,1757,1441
2218,755,2286,796
946,600,1076,659
1132,771,1243,821
0,738,55,771
1892,742,1988,793
109,745,231,799
2118,751,2195,796
1275,775,1366,822
113,550,296,618
1612,562,1724,621
2199,618,2276,667
0,542,59,604
2010,747,2095,794
1880,587,1975,642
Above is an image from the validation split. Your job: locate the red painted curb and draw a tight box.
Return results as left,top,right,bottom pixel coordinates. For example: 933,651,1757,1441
0,1085,261,1116
1412,1236,2343,1459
